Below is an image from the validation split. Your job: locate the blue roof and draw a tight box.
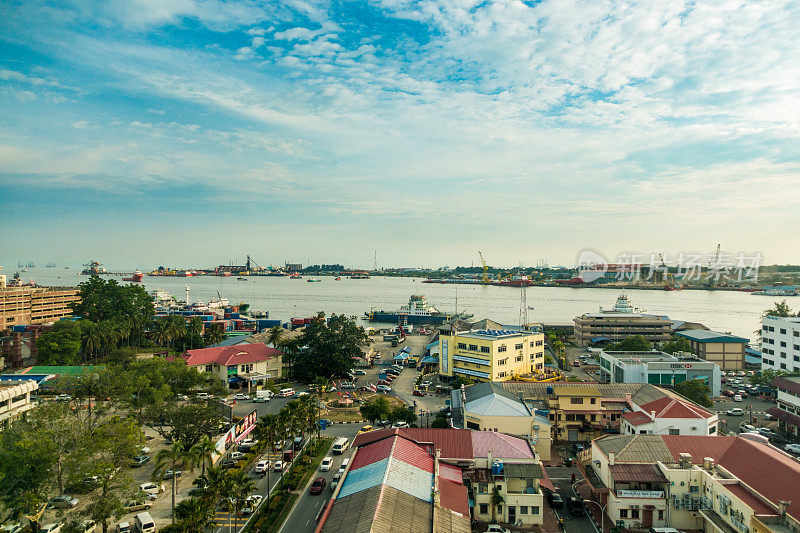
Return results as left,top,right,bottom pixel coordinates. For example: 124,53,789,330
424,341,438,350
421,356,439,364
394,352,410,360
677,330,749,343
0,374,52,384
745,354,761,365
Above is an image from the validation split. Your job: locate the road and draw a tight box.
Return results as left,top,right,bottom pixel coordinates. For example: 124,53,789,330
545,464,598,533
277,424,362,533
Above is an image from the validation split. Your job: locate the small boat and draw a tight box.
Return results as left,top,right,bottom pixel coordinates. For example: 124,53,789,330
335,277,341,281
290,273,302,279
307,278,321,282
237,277,247,281
123,270,144,282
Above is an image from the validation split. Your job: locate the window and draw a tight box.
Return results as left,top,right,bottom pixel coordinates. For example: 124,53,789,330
536,340,543,346
669,428,680,435
658,510,664,520
497,505,502,513
520,506,528,515
590,397,596,404
795,331,799,337
781,352,787,358
620,509,628,518
468,344,478,351
241,363,253,373
570,397,583,404
515,343,523,350
709,425,717,434
498,345,507,353
497,372,506,378
781,341,787,348
631,509,640,519
781,329,787,334
457,343,466,349
689,485,699,493
515,356,523,362
481,346,491,353
530,341,535,347
794,345,800,351
590,414,596,421
205,364,213,372
532,506,540,515
479,503,488,514
479,483,488,493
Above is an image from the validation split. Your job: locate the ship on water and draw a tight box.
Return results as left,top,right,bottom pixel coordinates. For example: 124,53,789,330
365,295,472,325
123,270,144,282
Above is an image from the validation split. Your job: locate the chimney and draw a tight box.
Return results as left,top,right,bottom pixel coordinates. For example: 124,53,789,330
703,457,715,471
625,393,632,403
609,452,615,466
650,411,656,421
679,453,692,469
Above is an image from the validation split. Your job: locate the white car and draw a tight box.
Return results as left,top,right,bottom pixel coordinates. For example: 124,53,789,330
254,460,270,473
726,408,744,416
785,443,800,454
241,495,263,515
234,393,249,400
487,525,511,533
733,395,743,402
419,381,432,388
320,457,334,472
230,451,246,461
273,460,285,472
376,385,392,393
139,482,165,498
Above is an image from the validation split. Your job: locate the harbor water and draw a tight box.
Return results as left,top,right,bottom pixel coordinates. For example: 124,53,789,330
17,269,788,340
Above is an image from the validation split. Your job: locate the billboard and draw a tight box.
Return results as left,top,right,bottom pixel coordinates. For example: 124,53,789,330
211,408,259,464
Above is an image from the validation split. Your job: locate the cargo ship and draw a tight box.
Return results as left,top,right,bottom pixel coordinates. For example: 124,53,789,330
123,270,144,282
365,295,472,325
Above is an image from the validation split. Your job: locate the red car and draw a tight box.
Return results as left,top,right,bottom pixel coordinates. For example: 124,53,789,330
413,389,425,397
309,477,326,495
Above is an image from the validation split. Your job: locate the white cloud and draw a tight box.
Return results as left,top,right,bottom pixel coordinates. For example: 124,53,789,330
273,27,323,41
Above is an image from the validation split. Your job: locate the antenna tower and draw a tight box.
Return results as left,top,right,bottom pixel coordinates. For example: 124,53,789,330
519,284,528,329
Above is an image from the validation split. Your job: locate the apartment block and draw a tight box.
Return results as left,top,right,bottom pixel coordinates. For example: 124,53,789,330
760,316,800,372
1,286,79,328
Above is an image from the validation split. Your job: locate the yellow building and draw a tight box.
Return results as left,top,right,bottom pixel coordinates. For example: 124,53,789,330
439,328,545,382
1,286,79,328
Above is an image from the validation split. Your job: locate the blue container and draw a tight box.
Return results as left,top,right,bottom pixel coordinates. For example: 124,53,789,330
492,460,503,476
12,325,28,332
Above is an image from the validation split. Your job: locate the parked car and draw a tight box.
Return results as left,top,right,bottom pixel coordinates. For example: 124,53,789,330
353,369,366,375
358,425,373,434
230,451,246,461
376,385,392,393
123,500,152,513
785,443,800,454
765,413,776,421
740,423,756,433
733,395,743,402
377,379,391,386
320,457,334,471
726,408,744,416
130,455,150,467
413,389,425,397
757,427,777,438
40,524,63,533
218,459,237,469
117,522,131,533
239,439,258,450
486,525,511,533
309,477,327,494
548,491,563,509
273,460,285,472
722,390,735,397
234,393,249,400
392,422,409,428
567,496,585,516
47,496,79,509
161,470,182,480
419,381,432,388
357,386,371,391
139,483,165,498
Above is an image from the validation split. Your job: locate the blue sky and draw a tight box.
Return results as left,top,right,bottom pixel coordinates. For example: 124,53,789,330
2,0,800,269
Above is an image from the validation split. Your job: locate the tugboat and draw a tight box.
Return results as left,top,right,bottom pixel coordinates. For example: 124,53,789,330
123,270,144,282
365,295,472,325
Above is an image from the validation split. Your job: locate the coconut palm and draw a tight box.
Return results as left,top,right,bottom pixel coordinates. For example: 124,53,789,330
153,442,192,522
189,435,216,478
82,327,104,363
298,394,318,440
227,469,257,517
266,325,285,348
174,497,214,533
192,465,229,504
187,317,204,348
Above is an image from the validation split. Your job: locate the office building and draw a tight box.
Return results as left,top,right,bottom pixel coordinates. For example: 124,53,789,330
1,286,79,328
574,295,673,346
598,350,721,397
438,328,545,383
676,329,749,370
760,316,800,372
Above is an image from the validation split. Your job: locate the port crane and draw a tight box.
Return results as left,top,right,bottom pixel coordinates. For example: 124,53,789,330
478,251,490,284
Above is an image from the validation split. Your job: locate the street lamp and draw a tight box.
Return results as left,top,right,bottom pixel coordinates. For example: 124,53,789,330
583,499,607,533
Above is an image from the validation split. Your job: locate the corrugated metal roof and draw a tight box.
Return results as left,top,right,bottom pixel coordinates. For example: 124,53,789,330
676,330,749,343
439,463,464,485
609,464,667,483
439,479,470,517
661,435,737,464
471,432,534,460
640,396,713,419
724,483,776,515
554,385,600,396
386,455,434,502
337,458,390,499
465,393,531,417
502,462,544,479
349,435,396,471
320,485,382,533
502,381,665,401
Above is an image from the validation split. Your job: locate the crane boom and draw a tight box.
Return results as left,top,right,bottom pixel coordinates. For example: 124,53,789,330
478,251,489,284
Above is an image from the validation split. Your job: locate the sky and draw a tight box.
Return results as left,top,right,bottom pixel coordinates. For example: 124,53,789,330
1,0,800,270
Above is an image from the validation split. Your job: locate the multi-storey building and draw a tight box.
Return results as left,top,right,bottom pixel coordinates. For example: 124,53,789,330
0,379,38,430
574,295,674,346
760,316,800,372
598,350,722,397
1,286,79,328
438,328,545,383
585,434,800,533
767,374,800,439
676,330,750,370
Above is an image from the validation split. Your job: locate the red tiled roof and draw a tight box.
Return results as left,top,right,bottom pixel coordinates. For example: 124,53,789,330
439,463,464,484
539,468,556,492
640,396,713,419
724,483,776,516
622,411,653,426
179,343,281,367
439,479,470,517
661,435,737,464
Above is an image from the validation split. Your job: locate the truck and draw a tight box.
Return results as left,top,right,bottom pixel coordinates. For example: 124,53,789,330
254,390,273,402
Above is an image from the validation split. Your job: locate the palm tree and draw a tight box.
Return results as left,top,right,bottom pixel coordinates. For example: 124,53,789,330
266,325,284,348
192,465,229,504
153,442,191,523
189,435,216,478
255,413,281,514
82,327,103,363
204,326,225,347
174,497,214,533
491,485,505,523
298,395,318,440
312,376,329,439
151,319,172,354
228,469,257,516
187,317,204,349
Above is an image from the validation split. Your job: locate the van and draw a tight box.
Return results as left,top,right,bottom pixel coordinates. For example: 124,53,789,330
134,512,155,533
279,388,295,398
332,437,349,454
117,523,131,533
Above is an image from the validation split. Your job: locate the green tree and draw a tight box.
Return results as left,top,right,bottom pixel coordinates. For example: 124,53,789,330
189,435,217,479
431,414,450,428
609,335,652,352
153,442,193,523
267,325,285,347
359,397,391,425
674,378,713,408
35,320,83,365
750,369,786,390
291,313,368,382
226,469,256,518
763,300,796,318
71,275,154,330
661,337,693,354
389,405,417,426
202,325,225,347
0,419,58,520
174,497,214,533
490,485,505,522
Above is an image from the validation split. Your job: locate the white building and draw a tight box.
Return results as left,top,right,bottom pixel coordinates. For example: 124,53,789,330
620,395,719,436
599,350,722,397
767,374,800,439
760,316,800,372
0,379,38,430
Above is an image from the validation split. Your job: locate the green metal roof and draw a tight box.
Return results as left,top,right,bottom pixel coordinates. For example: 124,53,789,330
18,365,105,376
